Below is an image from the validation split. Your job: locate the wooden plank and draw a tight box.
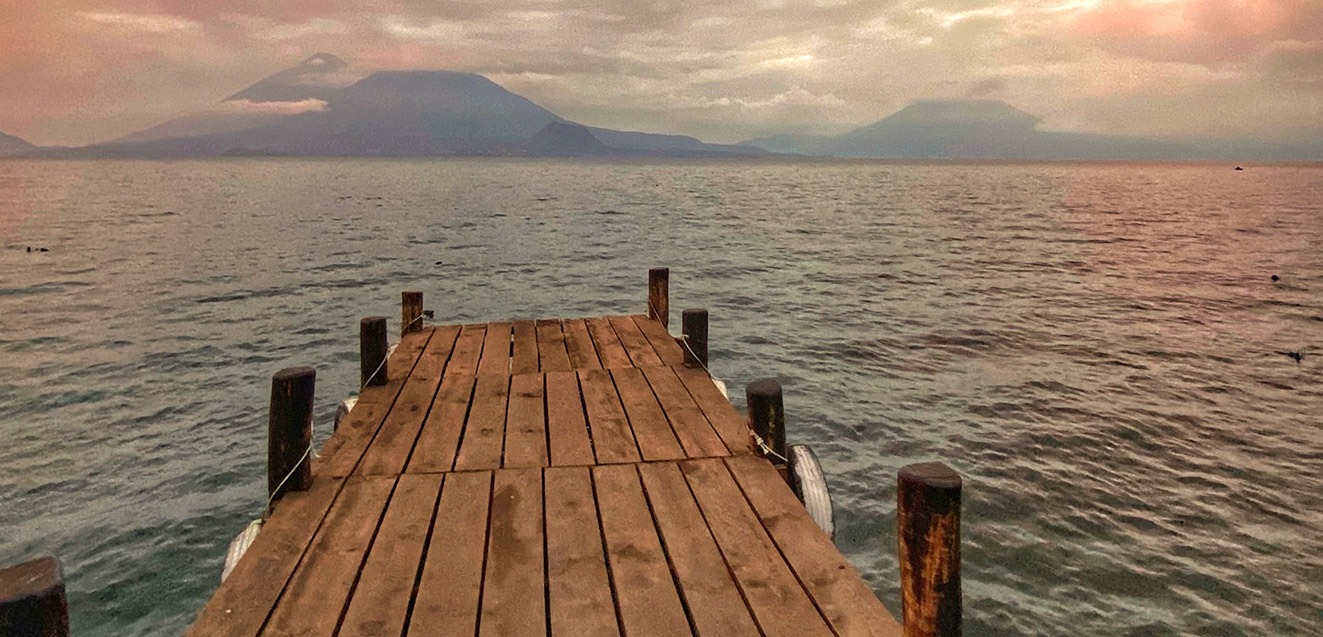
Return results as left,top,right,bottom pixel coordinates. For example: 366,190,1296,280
480,468,546,637
641,366,729,458
503,373,548,468
725,455,902,637
585,317,632,369
409,471,492,637
609,315,664,368
358,325,461,476
544,467,620,637
262,476,397,636
611,367,684,461
478,321,513,376
633,315,685,367
408,374,477,473
593,465,692,637
579,369,640,464
562,319,601,370
319,329,435,477
675,367,753,454
536,319,573,372
638,463,761,637
447,324,488,377
339,474,444,637
186,477,342,637
545,371,595,466
454,373,510,471
511,320,540,374
681,459,833,637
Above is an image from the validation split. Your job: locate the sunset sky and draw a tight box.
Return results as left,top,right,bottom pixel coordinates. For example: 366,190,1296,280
2,0,1319,145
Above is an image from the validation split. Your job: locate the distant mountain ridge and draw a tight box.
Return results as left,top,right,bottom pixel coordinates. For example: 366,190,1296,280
0,131,35,155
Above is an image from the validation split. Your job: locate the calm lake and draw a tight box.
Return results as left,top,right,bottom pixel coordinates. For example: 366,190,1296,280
1,159,1320,635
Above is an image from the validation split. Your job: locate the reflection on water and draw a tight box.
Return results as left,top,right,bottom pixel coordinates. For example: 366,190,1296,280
1,159,1320,635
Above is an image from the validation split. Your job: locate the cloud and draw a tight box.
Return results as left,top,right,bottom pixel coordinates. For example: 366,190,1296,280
78,11,200,33
214,98,329,115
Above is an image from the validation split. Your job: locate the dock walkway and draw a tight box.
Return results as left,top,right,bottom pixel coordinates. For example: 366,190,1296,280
188,312,903,636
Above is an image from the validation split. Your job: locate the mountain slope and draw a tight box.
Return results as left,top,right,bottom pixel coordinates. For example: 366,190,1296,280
0,131,35,155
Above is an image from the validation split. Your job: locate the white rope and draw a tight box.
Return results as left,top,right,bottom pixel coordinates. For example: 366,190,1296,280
753,432,790,464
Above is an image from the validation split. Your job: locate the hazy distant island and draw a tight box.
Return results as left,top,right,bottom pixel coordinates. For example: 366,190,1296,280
4,54,1321,161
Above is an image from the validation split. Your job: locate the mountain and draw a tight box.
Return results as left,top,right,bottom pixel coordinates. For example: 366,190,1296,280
97,56,763,158
0,131,35,155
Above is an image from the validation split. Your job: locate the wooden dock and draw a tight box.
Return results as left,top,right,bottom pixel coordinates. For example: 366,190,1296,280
178,271,950,637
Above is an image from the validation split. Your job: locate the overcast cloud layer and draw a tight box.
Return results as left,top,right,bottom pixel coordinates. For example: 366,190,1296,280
2,0,1319,145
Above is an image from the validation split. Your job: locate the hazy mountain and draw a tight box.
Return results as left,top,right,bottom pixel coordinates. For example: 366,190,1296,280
529,122,611,155
0,131,35,155
225,53,351,103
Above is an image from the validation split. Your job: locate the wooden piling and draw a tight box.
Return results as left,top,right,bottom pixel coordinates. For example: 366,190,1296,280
402,291,424,336
681,308,708,369
897,462,962,637
647,268,669,329
0,556,68,637
745,378,786,466
360,316,389,387
268,366,315,505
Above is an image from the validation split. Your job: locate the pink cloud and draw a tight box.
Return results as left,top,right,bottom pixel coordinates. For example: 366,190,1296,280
215,98,329,114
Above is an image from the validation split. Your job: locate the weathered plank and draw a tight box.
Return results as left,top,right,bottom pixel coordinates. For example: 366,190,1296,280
407,374,477,473
593,465,692,637
480,468,546,637
726,455,902,637
358,325,461,476
640,366,728,458
478,321,513,376
536,319,573,372
545,467,620,637
545,371,594,466
609,315,664,368
562,319,601,370
633,315,685,367
339,474,444,637
611,367,684,461
447,324,488,377
674,367,752,454
638,462,761,637
579,369,640,464
681,459,833,637
503,373,548,468
511,320,540,375
408,471,491,637
262,476,396,636
453,373,510,471
186,477,343,637
585,317,632,369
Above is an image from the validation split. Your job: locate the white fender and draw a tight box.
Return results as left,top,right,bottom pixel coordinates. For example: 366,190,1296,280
787,444,835,540
221,519,263,582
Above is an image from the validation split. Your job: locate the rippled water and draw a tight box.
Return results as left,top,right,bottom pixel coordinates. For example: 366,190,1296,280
1,159,1320,636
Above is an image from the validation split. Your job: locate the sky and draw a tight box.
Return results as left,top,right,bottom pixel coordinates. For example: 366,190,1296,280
1,0,1320,146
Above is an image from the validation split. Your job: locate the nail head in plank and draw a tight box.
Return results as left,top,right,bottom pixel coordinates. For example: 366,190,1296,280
640,366,728,459
545,371,594,466
480,468,547,637
562,319,602,370
611,368,684,461
637,462,762,637
409,471,492,637
681,458,834,637
593,465,693,637
454,373,511,471
186,477,343,637
511,321,540,375
726,455,902,637
545,467,621,637
408,374,478,473
340,473,446,637
578,369,641,464
585,317,632,369
503,373,549,468
262,476,397,637
609,315,664,368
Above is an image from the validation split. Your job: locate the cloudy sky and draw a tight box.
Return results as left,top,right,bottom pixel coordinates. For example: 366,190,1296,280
2,0,1319,145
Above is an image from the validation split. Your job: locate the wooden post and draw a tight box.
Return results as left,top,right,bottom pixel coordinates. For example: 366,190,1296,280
648,267,669,329
402,290,424,336
268,366,315,505
360,316,389,387
746,378,786,466
0,556,68,637
897,462,962,637
681,308,708,369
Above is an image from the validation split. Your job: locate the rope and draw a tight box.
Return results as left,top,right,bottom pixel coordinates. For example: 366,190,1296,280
753,432,790,464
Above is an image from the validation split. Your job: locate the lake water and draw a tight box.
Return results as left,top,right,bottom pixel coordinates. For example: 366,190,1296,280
1,159,1320,636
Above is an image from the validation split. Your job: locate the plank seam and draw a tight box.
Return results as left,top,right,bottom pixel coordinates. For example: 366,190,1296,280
590,468,630,636
635,464,704,637
328,476,403,637
338,328,439,477
398,473,448,636
394,327,463,474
